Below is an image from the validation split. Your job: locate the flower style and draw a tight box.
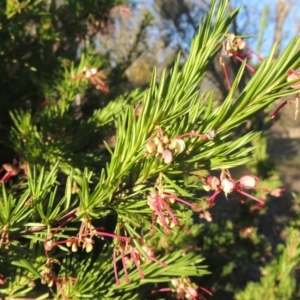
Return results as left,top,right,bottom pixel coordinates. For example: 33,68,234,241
113,238,167,285
70,66,109,93
270,69,300,120
220,34,262,90
148,176,197,235
195,170,267,206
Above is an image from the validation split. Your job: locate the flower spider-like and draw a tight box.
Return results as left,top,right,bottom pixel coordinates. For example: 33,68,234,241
220,34,262,90
271,69,300,120
70,66,109,94
193,169,267,207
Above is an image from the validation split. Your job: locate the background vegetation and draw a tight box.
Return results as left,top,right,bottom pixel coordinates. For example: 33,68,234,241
0,0,300,299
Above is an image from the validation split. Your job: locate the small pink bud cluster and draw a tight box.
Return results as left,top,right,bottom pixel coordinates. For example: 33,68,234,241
220,33,262,90
197,170,267,206
271,68,300,120
41,258,57,287
145,127,186,164
41,259,75,299
70,66,109,94
43,217,130,259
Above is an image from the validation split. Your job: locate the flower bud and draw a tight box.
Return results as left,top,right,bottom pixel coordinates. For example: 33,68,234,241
185,287,198,298
90,68,97,75
157,142,164,154
206,176,220,190
175,139,185,153
239,175,257,188
44,240,53,251
171,278,179,287
234,38,245,49
168,139,176,150
146,143,156,154
85,69,92,78
86,243,93,253
287,72,300,89
48,279,54,287
227,33,235,41
162,150,173,164
221,178,235,194
153,137,160,145
163,136,169,144
71,242,78,252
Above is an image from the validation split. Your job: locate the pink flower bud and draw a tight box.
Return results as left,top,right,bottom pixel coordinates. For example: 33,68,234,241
287,71,300,88
206,176,220,190
162,150,173,164
239,175,257,188
185,287,198,298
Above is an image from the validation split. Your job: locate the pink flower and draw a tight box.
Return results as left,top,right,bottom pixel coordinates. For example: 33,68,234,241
194,171,267,206
220,34,262,90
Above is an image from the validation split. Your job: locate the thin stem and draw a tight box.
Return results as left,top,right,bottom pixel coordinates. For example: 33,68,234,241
176,132,207,140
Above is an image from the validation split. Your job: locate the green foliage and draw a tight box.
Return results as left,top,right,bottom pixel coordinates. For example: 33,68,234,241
236,229,300,300
1,0,300,299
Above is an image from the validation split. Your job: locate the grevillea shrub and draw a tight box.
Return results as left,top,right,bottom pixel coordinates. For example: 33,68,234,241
1,0,300,299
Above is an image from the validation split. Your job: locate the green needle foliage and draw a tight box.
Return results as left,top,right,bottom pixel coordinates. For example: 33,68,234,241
1,0,300,299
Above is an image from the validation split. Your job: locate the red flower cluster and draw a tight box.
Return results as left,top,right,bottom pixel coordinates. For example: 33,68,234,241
70,66,109,94
220,33,262,90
